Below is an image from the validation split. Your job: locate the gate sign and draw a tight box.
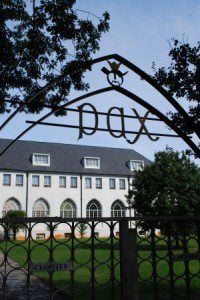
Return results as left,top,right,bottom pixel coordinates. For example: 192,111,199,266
78,103,159,144
30,262,72,272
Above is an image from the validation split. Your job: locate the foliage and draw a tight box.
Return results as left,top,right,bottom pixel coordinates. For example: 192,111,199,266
4,210,27,240
77,222,88,238
153,39,200,135
46,223,58,232
127,148,200,245
127,147,200,217
0,0,110,114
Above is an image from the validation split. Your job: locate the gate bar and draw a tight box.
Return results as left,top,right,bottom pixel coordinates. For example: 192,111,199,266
26,120,180,138
120,220,139,300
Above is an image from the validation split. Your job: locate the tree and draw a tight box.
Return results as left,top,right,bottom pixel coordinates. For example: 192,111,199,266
127,148,200,245
4,210,27,240
127,148,200,217
0,1,110,114
152,39,200,136
77,222,88,238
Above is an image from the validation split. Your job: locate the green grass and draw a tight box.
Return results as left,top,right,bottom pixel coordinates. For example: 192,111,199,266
1,236,200,299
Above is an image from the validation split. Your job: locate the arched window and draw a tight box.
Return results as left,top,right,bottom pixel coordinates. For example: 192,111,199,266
2,198,21,216
86,199,101,218
60,199,76,218
32,199,49,217
111,200,126,218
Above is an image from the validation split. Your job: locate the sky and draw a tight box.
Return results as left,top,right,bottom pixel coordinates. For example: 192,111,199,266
0,0,199,162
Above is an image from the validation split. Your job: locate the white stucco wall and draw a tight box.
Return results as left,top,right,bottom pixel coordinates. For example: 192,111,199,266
0,171,133,238
0,172,27,213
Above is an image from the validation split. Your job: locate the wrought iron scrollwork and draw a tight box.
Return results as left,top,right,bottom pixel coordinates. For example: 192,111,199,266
0,216,200,298
126,109,159,144
0,55,199,158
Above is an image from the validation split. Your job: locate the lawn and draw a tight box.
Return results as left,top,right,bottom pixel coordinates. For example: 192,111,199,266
1,236,200,299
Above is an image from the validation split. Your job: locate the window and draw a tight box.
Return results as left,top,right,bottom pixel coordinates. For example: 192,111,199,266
70,177,77,188
84,157,100,169
86,199,101,218
60,199,76,218
44,176,51,187
129,160,144,171
36,233,45,240
85,177,92,189
119,179,126,190
96,178,102,189
32,199,49,217
111,200,126,218
65,233,72,238
3,174,11,186
2,198,21,216
115,232,120,237
16,174,23,186
59,176,66,187
32,153,50,166
32,175,40,187
109,178,116,189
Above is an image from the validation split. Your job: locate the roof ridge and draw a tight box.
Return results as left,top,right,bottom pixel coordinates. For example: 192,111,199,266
0,138,140,152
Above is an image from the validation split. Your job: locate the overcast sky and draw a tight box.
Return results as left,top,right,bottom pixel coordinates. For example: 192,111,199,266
0,0,199,162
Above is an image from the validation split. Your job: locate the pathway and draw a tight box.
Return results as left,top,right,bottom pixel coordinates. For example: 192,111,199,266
0,253,51,299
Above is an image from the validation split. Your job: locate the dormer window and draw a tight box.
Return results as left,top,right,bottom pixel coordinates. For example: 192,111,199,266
129,160,144,171
84,157,100,169
32,153,50,166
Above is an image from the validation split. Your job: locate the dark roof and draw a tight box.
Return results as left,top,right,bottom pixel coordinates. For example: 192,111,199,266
0,139,151,176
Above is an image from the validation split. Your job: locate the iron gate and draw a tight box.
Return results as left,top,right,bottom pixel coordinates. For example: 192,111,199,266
0,217,131,300
136,216,200,300
0,216,200,299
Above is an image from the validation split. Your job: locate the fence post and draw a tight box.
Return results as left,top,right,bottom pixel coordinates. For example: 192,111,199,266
120,220,139,300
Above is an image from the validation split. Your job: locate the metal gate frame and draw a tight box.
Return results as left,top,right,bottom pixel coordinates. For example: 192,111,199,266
0,216,199,299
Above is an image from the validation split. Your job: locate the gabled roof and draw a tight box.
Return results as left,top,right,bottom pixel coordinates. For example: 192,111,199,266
0,139,151,176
